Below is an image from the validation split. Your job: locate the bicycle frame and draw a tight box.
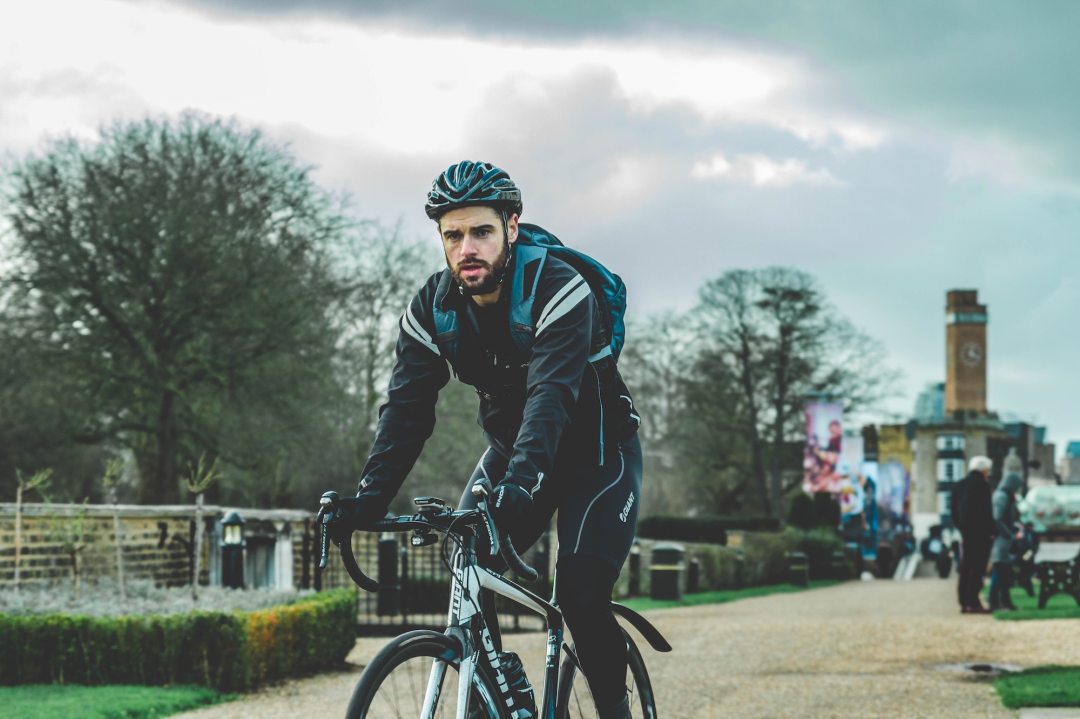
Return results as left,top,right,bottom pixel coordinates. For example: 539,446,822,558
319,488,669,719
437,534,567,719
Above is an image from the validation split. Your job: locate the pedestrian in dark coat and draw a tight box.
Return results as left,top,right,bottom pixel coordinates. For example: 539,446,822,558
951,455,994,613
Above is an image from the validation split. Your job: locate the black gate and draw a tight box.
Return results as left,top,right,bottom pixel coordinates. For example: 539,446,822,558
315,528,553,633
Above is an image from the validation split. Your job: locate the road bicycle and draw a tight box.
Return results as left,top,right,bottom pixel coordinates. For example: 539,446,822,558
318,478,670,718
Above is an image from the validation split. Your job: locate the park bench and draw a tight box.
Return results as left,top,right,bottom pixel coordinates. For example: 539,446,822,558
1035,543,1080,609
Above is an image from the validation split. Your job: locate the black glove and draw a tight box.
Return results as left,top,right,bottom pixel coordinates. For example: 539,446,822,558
491,481,533,531
325,493,389,545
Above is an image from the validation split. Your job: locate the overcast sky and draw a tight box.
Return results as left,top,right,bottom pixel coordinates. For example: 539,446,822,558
2,0,1078,451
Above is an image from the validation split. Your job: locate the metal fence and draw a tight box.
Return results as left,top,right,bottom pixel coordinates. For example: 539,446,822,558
317,529,554,633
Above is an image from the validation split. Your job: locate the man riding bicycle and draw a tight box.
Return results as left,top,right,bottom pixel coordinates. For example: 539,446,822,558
327,161,642,719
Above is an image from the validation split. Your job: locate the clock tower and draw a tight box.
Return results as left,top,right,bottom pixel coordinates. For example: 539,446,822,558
945,289,988,415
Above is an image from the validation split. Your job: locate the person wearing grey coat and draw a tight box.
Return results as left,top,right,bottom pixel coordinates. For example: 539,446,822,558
988,471,1023,610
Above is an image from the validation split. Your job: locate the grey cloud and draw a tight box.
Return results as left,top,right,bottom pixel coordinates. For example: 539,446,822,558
161,0,1080,190
137,0,1080,443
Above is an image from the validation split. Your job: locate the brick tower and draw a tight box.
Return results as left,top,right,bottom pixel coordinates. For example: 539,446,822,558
944,289,988,415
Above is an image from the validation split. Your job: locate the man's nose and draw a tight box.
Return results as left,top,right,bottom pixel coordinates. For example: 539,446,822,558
459,236,479,257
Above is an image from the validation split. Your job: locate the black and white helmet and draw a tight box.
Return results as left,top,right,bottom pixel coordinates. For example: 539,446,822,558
425,161,523,220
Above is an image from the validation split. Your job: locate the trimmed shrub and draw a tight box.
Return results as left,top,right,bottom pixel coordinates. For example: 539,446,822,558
688,545,745,590
653,528,848,593
786,527,848,580
637,515,780,544
0,589,355,691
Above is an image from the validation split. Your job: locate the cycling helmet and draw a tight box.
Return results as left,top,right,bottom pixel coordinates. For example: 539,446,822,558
425,161,523,220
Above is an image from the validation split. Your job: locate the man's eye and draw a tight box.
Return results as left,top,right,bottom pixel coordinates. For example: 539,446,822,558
475,229,490,238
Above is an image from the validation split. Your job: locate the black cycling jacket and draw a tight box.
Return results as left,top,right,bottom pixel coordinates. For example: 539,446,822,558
356,246,640,505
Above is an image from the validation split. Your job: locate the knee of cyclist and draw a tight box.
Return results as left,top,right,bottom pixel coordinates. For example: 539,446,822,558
556,555,617,626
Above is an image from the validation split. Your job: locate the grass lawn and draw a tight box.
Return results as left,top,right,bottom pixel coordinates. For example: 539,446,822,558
989,582,1080,621
996,666,1080,709
0,684,234,719
620,580,839,612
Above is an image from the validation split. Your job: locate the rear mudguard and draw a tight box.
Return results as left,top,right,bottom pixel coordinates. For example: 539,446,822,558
611,602,672,653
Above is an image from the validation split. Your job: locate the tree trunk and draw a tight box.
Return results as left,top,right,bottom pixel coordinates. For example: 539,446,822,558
72,546,83,599
151,390,179,503
191,492,204,602
111,487,126,599
14,484,23,594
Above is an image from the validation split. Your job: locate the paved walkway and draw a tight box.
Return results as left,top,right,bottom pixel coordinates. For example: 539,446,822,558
170,578,1080,718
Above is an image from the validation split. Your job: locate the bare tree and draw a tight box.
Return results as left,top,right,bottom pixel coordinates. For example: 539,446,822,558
185,453,218,602
101,458,126,598
13,468,51,593
686,267,897,519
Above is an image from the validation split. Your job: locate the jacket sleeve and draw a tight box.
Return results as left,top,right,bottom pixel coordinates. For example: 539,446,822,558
992,491,1013,540
951,481,966,531
356,286,451,505
502,268,594,493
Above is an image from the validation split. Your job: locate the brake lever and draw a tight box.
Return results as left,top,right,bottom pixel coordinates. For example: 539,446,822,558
471,480,539,581
471,479,501,558
317,491,338,569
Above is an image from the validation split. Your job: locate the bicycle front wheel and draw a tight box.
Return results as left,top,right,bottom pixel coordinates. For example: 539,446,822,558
556,631,656,719
347,629,509,719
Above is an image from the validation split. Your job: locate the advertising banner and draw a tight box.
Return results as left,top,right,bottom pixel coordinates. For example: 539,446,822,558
803,401,844,493
875,460,912,536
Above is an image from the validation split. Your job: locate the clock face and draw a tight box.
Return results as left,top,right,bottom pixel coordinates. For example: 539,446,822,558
961,341,983,367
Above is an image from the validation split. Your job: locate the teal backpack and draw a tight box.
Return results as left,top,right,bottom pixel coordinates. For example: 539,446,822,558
432,223,626,364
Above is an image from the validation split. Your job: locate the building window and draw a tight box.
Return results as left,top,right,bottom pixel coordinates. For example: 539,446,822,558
936,434,965,451
937,459,964,482
937,491,952,517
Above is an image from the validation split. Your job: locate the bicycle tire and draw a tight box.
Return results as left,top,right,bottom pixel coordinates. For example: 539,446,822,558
347,629,510,719
556,630,657,719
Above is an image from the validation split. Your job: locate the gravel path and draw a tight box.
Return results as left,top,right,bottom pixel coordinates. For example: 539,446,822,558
169,578,1080,719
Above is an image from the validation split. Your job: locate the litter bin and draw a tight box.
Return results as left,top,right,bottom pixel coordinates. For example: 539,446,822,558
785,550,809,587
650,542,685,601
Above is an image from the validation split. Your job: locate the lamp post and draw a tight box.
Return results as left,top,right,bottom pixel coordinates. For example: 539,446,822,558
221,510,246,589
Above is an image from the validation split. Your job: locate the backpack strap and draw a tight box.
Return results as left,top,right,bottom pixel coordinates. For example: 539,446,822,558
508,243,548,351
431,269,459,360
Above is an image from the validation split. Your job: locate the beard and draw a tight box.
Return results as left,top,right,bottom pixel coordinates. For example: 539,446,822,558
450,242,509,296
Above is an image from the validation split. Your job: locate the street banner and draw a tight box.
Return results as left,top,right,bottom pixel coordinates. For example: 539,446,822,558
803,401,844,493
875,460,912,536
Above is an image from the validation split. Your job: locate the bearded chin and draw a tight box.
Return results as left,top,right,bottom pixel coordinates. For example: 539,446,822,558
455,263,507,296
451,242,510,296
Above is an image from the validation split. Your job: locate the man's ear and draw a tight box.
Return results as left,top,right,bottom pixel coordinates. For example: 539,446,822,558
506,213,520,245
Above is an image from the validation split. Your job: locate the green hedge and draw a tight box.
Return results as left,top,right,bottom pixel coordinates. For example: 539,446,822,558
683,528,852,591
637,515,781,544
0,590,355,692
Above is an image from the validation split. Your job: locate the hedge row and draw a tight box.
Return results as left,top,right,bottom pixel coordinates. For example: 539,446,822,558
636,514,781,544
690,528,853,590
0,589,355,691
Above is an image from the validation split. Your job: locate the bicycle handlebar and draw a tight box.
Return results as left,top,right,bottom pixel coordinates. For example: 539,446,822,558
317,485,538,593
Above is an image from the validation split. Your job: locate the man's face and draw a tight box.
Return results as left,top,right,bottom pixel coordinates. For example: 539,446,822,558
439,206,518,296
829,421,842,438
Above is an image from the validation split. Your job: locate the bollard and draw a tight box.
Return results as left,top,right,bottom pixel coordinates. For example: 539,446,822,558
686,557,701,594
377,536,401,616
650,542,685,601
628,543,641,597
220,510,246,590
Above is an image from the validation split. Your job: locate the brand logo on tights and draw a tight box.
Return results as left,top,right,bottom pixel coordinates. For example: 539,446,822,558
619,492,635,522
